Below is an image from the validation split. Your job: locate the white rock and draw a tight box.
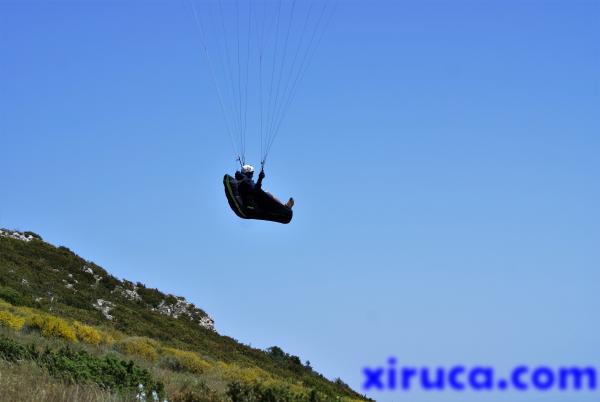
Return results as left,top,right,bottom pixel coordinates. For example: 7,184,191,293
113,285,142,302
151,297,215,331
0,229,34,242
93,299,115,320
198,316,215,330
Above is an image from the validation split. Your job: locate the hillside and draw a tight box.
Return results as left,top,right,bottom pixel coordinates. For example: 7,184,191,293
0,229,370,402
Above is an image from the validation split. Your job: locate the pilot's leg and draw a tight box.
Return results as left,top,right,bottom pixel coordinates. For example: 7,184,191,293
265,191,282,204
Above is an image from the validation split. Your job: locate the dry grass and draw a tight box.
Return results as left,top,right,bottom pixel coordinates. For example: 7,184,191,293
0,300,366,402
0,360,132,402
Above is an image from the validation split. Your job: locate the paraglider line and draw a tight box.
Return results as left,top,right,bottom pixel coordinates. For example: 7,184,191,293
187,0,240,162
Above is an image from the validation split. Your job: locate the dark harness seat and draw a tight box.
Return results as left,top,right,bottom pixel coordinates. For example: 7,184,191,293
223,174,293,224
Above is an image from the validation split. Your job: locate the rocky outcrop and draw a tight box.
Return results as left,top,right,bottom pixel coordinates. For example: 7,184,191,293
0,229,36,242
153,297,215,331
2,228,215,331
92,299,115,320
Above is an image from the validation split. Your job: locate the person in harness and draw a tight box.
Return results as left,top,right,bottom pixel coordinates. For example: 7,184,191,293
236,164,294,209
223,164,294,224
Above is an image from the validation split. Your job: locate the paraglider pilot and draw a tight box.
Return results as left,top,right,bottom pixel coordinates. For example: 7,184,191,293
236,164,294,209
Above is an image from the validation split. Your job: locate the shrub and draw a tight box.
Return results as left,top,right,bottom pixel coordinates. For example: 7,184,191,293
162,347,211,374
100,331,117,346
58,246,73,253
0,310,25,331
0,335,164,397
28,314,77,342
0,336,36,362
10,305,34,317
99,275,120,290
171,382,223,402
0,286,26,306
223,364,273,385
73,321,102,345
227,381,299,402
136,286,165,308
42,347,164,395
98,327,123,345
267,345,305,373
115,337,158,362
23,231,42,240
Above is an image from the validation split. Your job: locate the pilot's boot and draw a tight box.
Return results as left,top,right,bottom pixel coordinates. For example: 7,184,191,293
285,197,294,209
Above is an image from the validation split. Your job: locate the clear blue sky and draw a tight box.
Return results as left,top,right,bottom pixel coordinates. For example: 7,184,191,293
1,1,599,401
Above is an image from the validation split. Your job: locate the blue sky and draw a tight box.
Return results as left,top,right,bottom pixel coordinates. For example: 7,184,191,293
1,1,599,401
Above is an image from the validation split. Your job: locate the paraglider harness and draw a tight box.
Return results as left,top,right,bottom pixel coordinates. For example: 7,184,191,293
223,161,293,224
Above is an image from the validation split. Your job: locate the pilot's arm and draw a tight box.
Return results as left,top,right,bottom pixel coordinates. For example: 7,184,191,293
256,170,265,190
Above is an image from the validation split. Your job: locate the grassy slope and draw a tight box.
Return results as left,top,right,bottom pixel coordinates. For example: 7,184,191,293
0,360,126,402
0,231,368,401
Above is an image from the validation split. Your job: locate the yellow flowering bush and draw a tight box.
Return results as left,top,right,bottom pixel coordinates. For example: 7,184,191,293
162,347,211,374
223,363,273,384
116,337,159,361
73,321,103,345
0,310,26,331
28,314,77,342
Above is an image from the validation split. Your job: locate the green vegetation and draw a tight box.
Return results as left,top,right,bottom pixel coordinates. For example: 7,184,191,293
0,359,124,402
0,285,27,306
227,381,335,402
0,335,163,397
0,230,371,402
24,231,43,240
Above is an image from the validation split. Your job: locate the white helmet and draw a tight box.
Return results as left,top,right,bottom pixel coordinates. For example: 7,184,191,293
241,164,254,174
